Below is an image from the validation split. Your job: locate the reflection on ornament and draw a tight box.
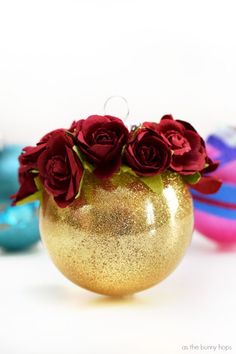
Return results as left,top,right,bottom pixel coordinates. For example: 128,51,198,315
0,145,40,251
192,128,236,244
40,172,193,296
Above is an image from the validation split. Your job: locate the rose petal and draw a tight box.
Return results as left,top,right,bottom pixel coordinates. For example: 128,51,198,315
176,119,197,133
11,173,37,205
123,128,171,176
94,157,121,179
190,176,222,194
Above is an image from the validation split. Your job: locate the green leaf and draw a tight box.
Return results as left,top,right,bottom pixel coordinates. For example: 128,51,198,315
15,190,42,206
75,170,85,199
72,145,83,161
140,174,163,194
183,172,201,185
73,145,94,172
120,165,137,176
34,176,43,190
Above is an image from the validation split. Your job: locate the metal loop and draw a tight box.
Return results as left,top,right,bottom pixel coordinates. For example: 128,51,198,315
103,95,130,121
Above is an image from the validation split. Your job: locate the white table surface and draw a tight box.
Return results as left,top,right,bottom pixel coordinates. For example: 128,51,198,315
0,232,235,354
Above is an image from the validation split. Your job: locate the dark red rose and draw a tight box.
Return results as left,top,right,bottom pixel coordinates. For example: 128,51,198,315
12,129,66,205
148,115,207,175
74,115,129,178
38,131,84,207
123,126,171,176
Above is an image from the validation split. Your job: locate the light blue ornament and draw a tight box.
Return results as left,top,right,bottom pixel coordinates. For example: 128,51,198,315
0,145,21,199
0,144,40,251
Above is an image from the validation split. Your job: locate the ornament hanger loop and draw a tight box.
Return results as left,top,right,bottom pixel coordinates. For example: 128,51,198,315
103,95,130,122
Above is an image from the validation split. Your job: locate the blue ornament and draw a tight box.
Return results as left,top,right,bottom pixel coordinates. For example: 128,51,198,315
0,144,40,251
0,145,22,198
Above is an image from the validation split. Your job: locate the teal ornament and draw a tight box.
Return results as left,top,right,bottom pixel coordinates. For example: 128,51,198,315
0,145,40,251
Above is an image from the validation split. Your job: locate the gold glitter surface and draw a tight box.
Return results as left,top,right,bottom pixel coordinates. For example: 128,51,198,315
40,172,193,296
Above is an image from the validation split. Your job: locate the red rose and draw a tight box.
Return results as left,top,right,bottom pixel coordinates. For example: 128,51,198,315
73,115,129,178
12,129,66,205
149,115,207,174
38,131,83,207
123,126,171,176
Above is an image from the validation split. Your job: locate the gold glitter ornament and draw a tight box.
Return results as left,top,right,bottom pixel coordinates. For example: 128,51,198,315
40,171,193,296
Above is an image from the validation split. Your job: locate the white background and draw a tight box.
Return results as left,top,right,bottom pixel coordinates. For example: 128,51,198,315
0,234,236,354
1,0,236,143
1,1,236,354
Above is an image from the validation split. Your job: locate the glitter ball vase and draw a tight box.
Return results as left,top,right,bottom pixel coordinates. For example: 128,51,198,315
40,172,193,296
